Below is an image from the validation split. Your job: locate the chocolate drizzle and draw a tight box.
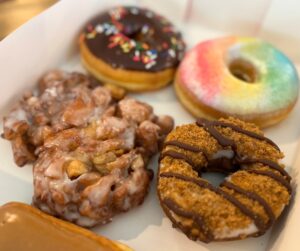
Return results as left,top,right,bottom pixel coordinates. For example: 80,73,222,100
245,169,292,193
196,118,236,149
195,118,290,189
237,157,291,181
199,119,280,151
160,150,198,169
160,172,266,234
163,197,213,242
221,180,275,230
158,117,292,241
164,140,208,159
165,207,198,241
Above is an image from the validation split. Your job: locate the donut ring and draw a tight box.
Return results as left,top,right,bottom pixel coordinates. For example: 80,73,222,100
175,36,299,127
80,6,185,91
157,117,292,242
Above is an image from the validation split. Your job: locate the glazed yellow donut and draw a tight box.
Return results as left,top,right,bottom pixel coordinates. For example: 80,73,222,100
175,36,299,127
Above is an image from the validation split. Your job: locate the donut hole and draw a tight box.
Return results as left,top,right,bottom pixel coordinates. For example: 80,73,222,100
200,150,238,187
201,172,227,187
124,26,144,43
129,31,144,42
128,166,134,175
110,184,116,191
229,59,258,83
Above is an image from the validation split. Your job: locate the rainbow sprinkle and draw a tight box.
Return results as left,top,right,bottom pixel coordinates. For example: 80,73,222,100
84,6,184,70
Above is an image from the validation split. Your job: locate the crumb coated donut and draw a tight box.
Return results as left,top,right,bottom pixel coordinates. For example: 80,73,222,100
79,6,185,91
157,117,292,242
175,36,299,128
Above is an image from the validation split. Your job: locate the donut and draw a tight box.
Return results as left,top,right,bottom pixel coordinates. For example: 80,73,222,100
157,117,292,242
2,70,114,166
175,36,299,128
31,98,173,227
79,6,185,92
2,70,174,227
0,202,132,251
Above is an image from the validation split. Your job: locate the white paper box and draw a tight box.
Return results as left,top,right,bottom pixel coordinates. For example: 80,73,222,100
0,0,299,250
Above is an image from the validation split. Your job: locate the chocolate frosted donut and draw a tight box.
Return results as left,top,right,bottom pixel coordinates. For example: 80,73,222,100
157,117,292,242
79,6,185,91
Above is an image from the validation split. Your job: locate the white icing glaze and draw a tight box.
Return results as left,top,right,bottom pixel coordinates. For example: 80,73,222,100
87,177,114,206
45,86,58,97
122,127,135,149
44,157,66,179
4,108,27,129
212,149,234,159
123,197,131,210
96,116,135,149
127,180,139,194
214,223,258,239
76,215,98,227
20,71,173,227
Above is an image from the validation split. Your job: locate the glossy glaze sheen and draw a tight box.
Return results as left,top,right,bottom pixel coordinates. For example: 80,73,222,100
82,6,185,72
0,202,127,251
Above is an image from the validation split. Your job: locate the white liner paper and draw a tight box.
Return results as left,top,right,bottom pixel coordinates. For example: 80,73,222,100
0,0,299,250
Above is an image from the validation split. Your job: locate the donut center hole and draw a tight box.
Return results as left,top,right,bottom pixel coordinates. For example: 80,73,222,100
229,59,258,83
201,172,227,187
124,26,144,42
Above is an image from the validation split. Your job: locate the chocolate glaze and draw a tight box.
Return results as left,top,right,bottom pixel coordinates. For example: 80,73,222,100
160,172,266,233
245,169,292,193
163,198,213,242
198,118,280,151
160,150,199,170
214,121,280,150
161,172,208,188
83,6,185,72
237,157,291,181
165,207,197,241
221,180,275,231
164,140,208,159
161,118,291,193
196,117,290,193
196,118,236,149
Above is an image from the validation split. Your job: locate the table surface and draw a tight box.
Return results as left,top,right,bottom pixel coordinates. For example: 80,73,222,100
0,0,57,40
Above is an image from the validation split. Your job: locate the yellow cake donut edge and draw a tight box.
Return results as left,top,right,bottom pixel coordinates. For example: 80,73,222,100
174,72,296,128
79,37,176,92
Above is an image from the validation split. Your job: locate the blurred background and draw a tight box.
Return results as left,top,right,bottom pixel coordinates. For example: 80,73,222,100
0,0,299,61
0,0,57,40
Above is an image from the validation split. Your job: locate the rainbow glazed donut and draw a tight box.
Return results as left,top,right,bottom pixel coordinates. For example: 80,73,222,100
175,36,299,128
80,6,185,92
